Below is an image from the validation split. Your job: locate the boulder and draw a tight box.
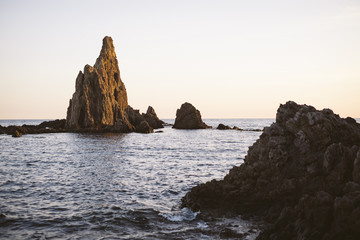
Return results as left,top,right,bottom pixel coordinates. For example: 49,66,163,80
217,124,232,130
173,102,210,129
181,101,360,240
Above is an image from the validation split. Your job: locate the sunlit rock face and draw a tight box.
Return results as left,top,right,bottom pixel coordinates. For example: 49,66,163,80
65,36,162,133
182,101,360,240
66,36,128,129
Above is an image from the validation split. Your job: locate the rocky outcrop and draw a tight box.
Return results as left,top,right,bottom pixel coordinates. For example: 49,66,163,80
66,36,128,129
182,101,360,240
0,119,66,137
142,106,164,129
173,102,210,129
217,124,232,130
2,37,162,137
65,36,162,133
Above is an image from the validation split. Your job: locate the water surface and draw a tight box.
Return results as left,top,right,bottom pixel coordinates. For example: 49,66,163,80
0,119,273,239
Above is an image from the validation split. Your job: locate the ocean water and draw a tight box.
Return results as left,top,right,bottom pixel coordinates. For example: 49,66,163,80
0,119,273,239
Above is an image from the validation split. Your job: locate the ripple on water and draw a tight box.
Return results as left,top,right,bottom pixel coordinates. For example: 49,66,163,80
0,119,272,239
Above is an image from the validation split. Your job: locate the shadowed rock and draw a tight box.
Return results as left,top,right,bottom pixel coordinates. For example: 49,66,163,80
142,106,164,129
181,101,360,240
173,102,210,129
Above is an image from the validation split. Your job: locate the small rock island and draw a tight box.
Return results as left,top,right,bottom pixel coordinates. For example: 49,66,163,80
181,101,360,240
173,102,211,129
66,36,163,133
0,36,164,137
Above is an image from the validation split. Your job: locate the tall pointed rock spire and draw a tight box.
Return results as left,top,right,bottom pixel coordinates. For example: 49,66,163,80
66,36,128,129
65,36,163,133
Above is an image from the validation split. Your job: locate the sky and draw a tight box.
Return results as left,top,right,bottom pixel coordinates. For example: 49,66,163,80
0,0,359,119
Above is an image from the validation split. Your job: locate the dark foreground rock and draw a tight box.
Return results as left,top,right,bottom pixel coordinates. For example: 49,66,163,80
173,102,211,129
182,101,360,240
65,36,162,133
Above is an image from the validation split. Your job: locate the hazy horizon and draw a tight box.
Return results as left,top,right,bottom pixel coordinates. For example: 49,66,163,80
1,0,359,119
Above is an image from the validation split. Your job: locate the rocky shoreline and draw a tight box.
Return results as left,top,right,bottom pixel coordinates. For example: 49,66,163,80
181,101,360,240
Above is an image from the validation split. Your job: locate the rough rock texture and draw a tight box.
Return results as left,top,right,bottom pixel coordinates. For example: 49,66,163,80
65,36,162,133
173,102,210,129
66,36,128,129
182,101,360,240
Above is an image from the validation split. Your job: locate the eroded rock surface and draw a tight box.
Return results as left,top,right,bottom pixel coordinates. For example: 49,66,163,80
65,36,162,133
181,101,360,240
173,102,210,129
66,36,128,129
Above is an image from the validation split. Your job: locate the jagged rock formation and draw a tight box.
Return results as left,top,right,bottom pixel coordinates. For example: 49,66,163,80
65,36,163,133
182,101,360,240
143,106,164,129
173,102,210,129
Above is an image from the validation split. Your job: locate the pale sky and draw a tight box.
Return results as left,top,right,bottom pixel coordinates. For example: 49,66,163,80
0,0,359,119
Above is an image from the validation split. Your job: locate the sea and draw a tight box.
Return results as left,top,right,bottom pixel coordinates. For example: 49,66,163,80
0,119,273,239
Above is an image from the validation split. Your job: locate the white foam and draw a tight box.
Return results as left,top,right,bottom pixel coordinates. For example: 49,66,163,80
159,208,199,222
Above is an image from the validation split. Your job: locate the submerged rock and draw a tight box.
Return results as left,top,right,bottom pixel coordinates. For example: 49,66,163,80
173,102,211,129
65,36,163,132
181,101,360,240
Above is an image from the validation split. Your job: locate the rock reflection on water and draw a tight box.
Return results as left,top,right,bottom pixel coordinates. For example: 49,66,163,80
0,119,272,239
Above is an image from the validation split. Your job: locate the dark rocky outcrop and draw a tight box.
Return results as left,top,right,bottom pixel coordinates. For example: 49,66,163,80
0,119,66,137
142,106,164,129
181,101,360,240
217,124,263,132
136,120,153,134
65,36,162,133
217,124,232,130
173,102,211,129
